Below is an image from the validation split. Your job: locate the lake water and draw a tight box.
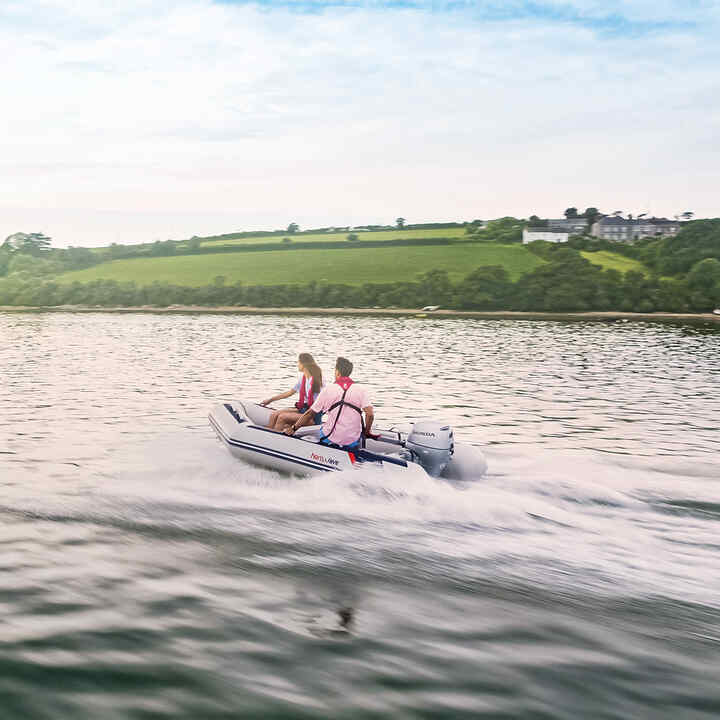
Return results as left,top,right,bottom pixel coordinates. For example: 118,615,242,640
1,311,719,719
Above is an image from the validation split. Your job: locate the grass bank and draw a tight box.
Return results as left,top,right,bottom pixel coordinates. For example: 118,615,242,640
580,250,646,274
57,243,545,286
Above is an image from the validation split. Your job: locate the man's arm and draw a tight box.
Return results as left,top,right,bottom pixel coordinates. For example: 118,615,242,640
284,407,314,434
284,388,329,435
363,406,374,436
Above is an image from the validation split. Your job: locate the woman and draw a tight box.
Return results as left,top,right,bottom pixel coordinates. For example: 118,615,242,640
261,353,323,432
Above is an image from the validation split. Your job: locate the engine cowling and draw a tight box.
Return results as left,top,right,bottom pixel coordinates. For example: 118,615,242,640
406,421,454,477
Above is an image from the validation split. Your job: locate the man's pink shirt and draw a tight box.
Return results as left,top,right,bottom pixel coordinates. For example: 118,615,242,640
311,383,371,446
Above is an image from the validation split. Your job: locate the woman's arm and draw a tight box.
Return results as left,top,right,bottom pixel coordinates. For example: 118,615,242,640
260,389,295,406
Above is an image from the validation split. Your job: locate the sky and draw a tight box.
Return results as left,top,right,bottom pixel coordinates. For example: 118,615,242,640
1,0,718,247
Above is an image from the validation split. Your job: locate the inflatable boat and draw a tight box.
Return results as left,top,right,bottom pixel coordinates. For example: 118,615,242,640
209,401,487,480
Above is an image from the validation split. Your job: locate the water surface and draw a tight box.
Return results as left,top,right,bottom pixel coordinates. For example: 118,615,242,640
1,312,719,718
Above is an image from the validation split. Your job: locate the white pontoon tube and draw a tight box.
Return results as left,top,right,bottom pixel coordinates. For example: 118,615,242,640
209,401,487,479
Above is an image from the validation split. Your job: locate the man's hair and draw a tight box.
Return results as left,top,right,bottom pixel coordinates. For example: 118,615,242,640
335,357,353,377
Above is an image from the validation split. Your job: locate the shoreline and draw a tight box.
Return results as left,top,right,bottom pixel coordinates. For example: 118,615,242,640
1,305,719,324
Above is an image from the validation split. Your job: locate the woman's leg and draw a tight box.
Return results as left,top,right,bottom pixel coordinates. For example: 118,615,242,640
272,410,303,432
267,406,296,428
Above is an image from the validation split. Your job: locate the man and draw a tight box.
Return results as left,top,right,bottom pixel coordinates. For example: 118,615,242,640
284,356,374,450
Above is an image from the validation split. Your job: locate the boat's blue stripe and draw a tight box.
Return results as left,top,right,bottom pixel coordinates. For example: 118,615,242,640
209,415,335,472
211,416,330,471
241,423,406,465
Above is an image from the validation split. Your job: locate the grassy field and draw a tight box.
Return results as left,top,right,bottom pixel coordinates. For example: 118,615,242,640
198,227,469,246
581,251,647,274
57,243,545,287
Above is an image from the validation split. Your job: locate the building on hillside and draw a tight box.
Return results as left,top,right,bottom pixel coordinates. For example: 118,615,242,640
522,228,569,244
591,216,680,242
547,218,589,233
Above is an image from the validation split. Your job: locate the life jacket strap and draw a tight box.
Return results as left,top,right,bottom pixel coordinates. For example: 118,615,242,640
323,386,366,445
327,400,362,414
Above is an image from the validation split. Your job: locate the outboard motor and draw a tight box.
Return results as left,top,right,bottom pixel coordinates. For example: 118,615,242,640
405,421,454,477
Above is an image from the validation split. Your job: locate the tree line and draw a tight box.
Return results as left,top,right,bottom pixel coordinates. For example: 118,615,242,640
0,234,466,277
2,247,718,312
1,219,718,312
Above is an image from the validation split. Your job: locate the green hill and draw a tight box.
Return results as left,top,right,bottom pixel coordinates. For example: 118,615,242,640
197,227,468,247
4,220,715,313
57,243,545,287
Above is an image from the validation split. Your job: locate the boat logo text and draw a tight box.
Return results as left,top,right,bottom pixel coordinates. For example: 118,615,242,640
311,452,340,466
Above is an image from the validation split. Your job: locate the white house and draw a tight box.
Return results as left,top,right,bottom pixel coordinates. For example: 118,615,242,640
522,229,569,244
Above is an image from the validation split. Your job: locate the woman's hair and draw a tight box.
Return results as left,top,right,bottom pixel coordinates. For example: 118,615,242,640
298,352,315,366
298,353,323,394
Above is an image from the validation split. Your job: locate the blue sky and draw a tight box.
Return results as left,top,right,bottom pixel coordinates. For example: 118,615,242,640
219,0,698,34
0,0,717,246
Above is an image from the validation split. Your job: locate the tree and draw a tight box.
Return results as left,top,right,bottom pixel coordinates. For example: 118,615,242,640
473,217,523,243
612,210,623,217
24,232,52,255
287,222,299,234
583,207,601,226
282,236,292,244
528,215,548,228
0,247,12,276
681,211,695,221
3,232,52,256
564,208,578,219
418,269,452,305
396,217,406,229
151,239,176,256
109,242,126,259
7,253,60,276
346,233,359,242
655,219,720,275
454,266,512,309
687,258,720,297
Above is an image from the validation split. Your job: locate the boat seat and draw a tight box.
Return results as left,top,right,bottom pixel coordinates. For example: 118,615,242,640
295,425,323,443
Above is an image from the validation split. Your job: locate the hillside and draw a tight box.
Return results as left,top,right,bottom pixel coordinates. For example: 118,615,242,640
197,227,469,247
13,218,716,313
5,222,717,312
580,250,646,274
56,243,545,286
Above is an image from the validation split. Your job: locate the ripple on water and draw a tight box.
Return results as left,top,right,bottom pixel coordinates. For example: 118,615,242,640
1,312,719,719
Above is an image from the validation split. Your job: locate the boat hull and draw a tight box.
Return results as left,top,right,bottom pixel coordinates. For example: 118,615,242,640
209,400,487,479
209,401,357,474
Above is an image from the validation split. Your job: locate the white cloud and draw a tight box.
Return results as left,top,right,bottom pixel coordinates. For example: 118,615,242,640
0,0,718,245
